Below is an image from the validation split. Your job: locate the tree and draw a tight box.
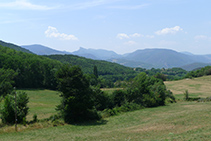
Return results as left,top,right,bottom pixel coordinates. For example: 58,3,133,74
56,65,99,123
126,72,174,107
93,65,98,78
0,68,17,97
0,91,29,124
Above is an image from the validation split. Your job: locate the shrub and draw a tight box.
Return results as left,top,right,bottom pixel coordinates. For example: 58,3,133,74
92,86,114,111
184,90,189,101
33,114,38,122
112,89,127,107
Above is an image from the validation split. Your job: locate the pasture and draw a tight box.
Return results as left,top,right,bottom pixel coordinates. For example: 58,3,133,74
0,76,211,140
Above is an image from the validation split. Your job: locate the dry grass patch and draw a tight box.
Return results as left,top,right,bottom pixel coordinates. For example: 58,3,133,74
165,76,211,98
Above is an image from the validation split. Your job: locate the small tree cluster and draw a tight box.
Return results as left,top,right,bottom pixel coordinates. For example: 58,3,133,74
56,65,175,123
0,91,29,124
0,68,17,97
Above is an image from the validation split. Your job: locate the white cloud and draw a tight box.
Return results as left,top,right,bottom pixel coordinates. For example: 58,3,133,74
45,26,78,41
130,33,143,38
70,0,121,10
194,35,210,40
0,0,55,10
117,33,154,39
155,26,183,35
108,4,149,10
117,33,130,39
124,41,137,46
117,33,145,39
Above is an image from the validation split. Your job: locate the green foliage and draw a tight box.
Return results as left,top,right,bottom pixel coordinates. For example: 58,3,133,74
0,40,33,54
154,73,167,81
46,54,137,86
0,91,29,124
113,90,127,107
0,68,17,97
92,87,113,111
185,66,211,78
126,72,175,107
33,114,38,122
0,45,62,89
101,102,142,118
56,65,100,123
135,67,187,80
93,65,98,78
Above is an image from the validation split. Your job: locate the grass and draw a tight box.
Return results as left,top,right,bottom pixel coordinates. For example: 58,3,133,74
1,101,211,140
165,75,211,99
101,88,123,95
18,89,61,121
1,76,211,140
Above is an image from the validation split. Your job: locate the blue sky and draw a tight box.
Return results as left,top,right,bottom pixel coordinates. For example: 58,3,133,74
0,0,210,54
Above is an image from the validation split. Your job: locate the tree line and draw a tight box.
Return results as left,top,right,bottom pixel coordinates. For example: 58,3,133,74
0,45,62,89
55,65,176,123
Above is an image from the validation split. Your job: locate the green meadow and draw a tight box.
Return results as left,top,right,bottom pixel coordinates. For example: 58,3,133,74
1,76,211,140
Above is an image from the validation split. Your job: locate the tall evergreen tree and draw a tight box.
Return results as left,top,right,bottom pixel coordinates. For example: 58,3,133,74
56,65,99,123
93,65,98,78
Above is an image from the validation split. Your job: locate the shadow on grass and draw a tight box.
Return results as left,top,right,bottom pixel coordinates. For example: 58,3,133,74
73,119,108,126
17,88,46,91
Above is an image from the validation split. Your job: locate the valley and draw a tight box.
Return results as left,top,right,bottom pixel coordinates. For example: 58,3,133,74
1,40,211,140
1,76,211,140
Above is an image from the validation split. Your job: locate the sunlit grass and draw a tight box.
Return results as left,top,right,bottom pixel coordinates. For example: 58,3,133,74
18,89,61,121
165,75,211,99
1,76,211,140
1,101,211,140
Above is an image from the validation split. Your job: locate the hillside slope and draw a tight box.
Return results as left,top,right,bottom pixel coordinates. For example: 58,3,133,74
46,54,137,81
0,40,33,54
72,47,122,60
0,45,62,89
21,44,71,55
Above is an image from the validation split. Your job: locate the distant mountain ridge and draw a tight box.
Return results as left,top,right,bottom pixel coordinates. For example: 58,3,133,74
2,41,211,70
20,44,211,70
21,44,72,55
72,47,122,60
122,48,211,68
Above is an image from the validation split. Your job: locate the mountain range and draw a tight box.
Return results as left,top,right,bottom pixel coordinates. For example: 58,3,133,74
1,40,210,71
20,44,211,70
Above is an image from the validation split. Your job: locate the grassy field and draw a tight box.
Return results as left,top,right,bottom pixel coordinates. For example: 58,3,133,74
22,89,61,121
0,76,211,140
165,75,211,99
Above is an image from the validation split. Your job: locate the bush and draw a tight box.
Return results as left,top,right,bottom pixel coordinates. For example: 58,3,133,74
33,114,38,122
113,89,127,107
184,90,189,101
92,86,114,111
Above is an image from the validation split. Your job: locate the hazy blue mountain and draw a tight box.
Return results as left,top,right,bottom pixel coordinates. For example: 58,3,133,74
72,47,122,60
0,40,32,54
123,48,211,68
180,62,211,71
108,58,154,69
181,51,194,56
21,44,72,55
16,43,211,70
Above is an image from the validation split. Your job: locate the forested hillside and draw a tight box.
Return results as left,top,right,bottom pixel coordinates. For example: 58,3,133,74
0,45,62,89
46,54,138,82
0,40,33,54
185,66,211,78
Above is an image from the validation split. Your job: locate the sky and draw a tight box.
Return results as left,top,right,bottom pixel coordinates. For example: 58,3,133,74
0,0,211,55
